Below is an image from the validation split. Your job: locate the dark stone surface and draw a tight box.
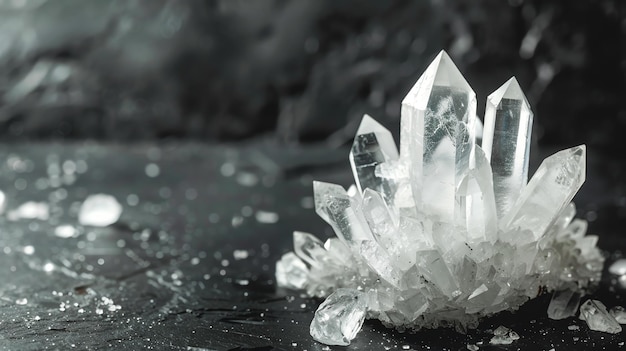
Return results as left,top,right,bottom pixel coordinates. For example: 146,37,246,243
0,142,624,350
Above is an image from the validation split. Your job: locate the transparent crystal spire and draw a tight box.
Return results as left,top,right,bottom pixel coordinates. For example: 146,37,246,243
400,50,477,220
350,114,399,201
482,77,533,217
500,145,586,239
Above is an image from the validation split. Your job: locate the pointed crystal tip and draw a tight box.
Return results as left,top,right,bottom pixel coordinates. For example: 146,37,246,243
402,50,473,109
488,77,529,105
356,114,386,136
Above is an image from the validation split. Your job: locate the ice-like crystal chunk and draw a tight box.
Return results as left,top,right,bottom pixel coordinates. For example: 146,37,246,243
78,194,122,227
500,145,586,239
482,77,533,217
401,50,476,220
275,252,308,290
609,306,626,324
310,289,367,346
579,299,622,334
547,289,581,320
350,114,399,201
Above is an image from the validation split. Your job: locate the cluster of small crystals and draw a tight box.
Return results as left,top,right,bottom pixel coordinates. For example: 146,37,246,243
275,51,604,346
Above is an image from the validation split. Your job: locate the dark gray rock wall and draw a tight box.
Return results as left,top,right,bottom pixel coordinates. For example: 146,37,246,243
0,0,623,150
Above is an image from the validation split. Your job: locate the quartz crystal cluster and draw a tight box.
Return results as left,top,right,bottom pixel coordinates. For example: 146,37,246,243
276,51,604,345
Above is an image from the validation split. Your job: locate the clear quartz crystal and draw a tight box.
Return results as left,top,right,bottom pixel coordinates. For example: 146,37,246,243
579,299,622,334
482,77,533,217
401,50,476,220
350,114,399,201
310,289,367,346
500,145,586,239
276,51,603,344
547,289,581,320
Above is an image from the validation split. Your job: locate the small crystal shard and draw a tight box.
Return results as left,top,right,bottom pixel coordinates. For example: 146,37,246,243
401,50,477,220
489,326,520,345
579,299,622,334
609,306,626,324
500,145,586,239
349,114,399,201
547,289,581,320
482,77,533,217
78,194,123,227
310,289,367,346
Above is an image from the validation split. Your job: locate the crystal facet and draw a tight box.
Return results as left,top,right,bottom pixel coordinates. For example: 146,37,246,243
579,299,622,334
482,77,533,217
310,289,367,346
277,51,603,344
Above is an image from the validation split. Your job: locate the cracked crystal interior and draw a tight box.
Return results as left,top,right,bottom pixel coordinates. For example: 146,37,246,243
275,50,604,346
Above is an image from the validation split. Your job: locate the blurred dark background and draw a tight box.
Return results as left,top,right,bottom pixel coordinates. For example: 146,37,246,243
0,0,624,152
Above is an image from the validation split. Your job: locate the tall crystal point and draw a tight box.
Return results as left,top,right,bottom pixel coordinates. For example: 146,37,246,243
401,50,477,220
482,77,533,217
500,145,586,239
350,114,399,200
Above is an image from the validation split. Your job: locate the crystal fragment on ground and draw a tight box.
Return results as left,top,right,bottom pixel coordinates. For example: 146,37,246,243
275,252,308,290
489,326,520,345
310,289,367,346
482,77,533,217
78,194,122,227
609,306,626,324
547,289,581,320
579,299,622,334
